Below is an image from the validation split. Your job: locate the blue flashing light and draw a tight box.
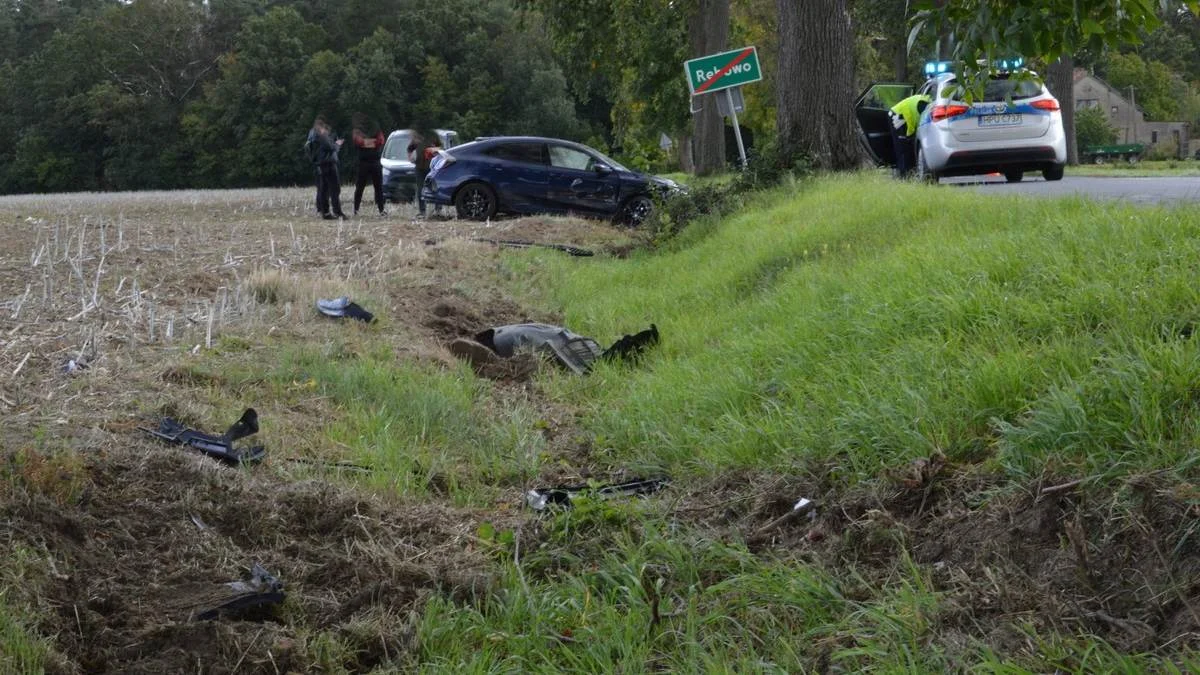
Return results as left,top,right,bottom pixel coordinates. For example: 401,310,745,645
995,57,1025,70
923,61,952,76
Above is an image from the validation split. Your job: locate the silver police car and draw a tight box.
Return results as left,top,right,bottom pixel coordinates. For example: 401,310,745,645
855,60,1067,183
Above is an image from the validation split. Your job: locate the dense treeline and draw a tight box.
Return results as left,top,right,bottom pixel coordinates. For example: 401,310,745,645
0,0,595,193
2,1,1198,194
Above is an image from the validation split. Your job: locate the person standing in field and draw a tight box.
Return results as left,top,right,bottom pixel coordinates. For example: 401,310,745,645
407,129,442,218
352,113,387,217
314,119,346,220
303,117,327,214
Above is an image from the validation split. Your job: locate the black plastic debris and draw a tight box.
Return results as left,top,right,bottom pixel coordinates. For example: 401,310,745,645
193,563,285,621
316,296,376,323
601,324,660,364
472,238,595,257
526,477,670,511
140,408,265,466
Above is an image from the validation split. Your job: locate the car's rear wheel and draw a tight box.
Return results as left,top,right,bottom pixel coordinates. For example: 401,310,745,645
916,146,938,183
617,194,654,226
1043,164,1065,182
1004,170,1024,183
454,182,497,221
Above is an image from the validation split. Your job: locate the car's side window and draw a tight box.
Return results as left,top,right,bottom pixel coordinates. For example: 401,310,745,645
548,145,594,171
486,143,547,165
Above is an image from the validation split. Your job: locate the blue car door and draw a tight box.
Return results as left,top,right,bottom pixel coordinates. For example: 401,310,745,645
545,144,623,216
480,142,550,212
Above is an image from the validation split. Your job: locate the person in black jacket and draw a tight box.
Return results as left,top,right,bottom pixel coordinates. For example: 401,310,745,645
303,117,327,214
313,119,346,220
407,129,442,218
352,113,387,216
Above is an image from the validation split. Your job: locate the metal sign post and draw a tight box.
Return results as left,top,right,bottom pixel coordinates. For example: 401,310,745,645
685,46,761,171
725,88,747,169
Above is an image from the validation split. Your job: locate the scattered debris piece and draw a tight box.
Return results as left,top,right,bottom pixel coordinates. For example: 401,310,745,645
472,238,595,257
316,296,376,323
458,322,660,375
140,408,265,466
752,496,817,537
526,477,670,511
63,359,88,374
192,563,285,621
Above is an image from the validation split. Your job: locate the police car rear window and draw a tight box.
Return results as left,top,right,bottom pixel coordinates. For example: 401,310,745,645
940,76,1043,102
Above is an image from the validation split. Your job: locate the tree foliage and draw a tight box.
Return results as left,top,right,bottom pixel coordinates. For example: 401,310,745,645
0,0,586,193
912,0,1200,97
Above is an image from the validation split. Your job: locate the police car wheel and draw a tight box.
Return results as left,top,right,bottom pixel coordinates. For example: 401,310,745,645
917,147,938,184
1004,170,1023,183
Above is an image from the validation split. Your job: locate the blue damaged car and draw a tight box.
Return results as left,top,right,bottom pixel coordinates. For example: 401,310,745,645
420,136,683,224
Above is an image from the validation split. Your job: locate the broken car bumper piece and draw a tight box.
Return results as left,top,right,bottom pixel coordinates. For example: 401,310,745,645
140,407,265,466
526,477,670,511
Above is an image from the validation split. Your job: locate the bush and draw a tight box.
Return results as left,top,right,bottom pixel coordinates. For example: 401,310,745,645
644,141,812,245
1075,106,1118,150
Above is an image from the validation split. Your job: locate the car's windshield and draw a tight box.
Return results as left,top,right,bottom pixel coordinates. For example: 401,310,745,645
382,131,412,161
587,147,630,173
939,74,1043,102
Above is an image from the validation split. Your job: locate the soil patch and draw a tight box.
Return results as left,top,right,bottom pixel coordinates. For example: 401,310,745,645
2,445,501,674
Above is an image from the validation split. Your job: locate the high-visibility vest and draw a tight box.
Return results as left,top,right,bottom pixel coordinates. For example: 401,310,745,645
890,94,932,136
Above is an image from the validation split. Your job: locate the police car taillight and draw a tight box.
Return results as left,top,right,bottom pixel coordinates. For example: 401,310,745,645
1031,99,1060,111
932,104,969,121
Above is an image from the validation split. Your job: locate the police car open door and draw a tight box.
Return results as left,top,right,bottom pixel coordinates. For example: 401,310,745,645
854,83,914,166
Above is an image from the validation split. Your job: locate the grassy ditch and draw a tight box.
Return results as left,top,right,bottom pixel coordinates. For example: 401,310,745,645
427,172,1200,671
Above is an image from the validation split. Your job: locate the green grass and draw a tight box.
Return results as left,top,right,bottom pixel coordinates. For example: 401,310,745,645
1071,159,1200,177
511,173,1200,485
398,173,1200,671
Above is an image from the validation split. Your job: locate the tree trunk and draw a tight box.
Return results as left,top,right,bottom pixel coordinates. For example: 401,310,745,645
1046,56,1078,165
776,0,859,170
688,0,729,175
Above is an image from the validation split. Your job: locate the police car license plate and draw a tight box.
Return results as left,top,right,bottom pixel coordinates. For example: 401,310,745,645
979,113,1022,127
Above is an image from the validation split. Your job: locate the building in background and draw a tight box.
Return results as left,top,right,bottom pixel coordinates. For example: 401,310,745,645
1073,69,1190,158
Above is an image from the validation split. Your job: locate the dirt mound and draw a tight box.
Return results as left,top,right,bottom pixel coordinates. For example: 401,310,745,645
2,445,498,674
693,466,1200,655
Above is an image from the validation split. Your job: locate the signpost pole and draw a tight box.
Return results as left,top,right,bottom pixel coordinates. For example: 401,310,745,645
726,88,747,170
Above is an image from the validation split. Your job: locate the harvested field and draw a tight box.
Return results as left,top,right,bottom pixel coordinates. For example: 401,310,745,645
0,187,634,672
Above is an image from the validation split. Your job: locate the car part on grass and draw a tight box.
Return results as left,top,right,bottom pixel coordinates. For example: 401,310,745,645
316,296,376,323
140,408,265,466
193,563,285,621
601,324,659,364
526,477,671,511
471,323,660,375
472,238,595,257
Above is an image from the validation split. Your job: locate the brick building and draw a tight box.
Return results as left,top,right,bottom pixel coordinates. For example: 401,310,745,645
1073,69,1191,158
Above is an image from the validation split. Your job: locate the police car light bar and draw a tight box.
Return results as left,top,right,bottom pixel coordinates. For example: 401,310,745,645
995,57,1025,70
923,61,952,76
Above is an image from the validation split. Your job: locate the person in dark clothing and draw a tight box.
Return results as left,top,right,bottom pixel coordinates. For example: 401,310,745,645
407,130,442,218
303,117,327,214
352,114,387,216
313,120,346,220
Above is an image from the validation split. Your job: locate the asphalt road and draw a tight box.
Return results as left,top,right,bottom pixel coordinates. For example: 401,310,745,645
944,175,1200,204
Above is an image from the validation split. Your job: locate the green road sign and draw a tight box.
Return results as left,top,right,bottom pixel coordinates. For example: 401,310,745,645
685,46,762,96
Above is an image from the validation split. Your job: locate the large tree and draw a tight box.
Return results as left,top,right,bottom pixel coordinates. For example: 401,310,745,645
1045,57,1079,164
689,0,730,174
775,0,860,170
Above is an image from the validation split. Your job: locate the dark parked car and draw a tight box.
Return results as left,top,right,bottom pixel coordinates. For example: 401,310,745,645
420,136,682,224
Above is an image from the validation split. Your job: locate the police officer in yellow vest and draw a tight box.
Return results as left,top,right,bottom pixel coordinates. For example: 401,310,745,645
889,93,931,177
